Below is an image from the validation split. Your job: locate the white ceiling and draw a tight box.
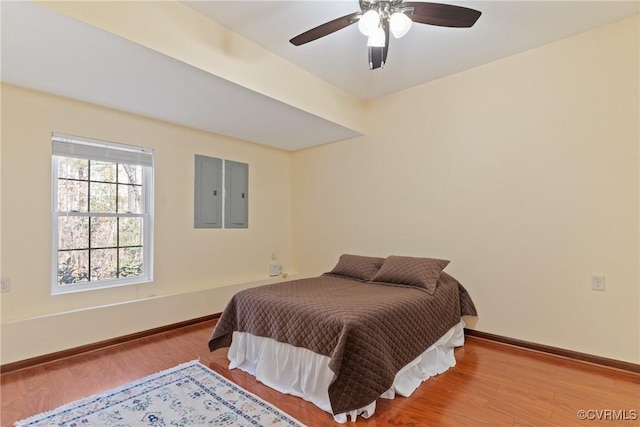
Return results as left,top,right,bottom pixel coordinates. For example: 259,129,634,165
2,1,638,151
187,0,640,99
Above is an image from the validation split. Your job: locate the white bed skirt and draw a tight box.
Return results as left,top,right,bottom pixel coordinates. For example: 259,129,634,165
227,320,465,423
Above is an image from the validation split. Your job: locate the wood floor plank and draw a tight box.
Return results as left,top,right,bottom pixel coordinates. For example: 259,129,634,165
496,383,556,412
484,396,553,425
1,322,638,426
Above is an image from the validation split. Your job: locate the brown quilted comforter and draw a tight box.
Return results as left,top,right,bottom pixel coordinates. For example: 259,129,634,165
208,272,477,415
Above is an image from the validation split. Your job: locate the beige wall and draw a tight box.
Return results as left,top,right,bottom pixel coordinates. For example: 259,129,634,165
2,17,639,365
0,84,293,363
293,17,640,363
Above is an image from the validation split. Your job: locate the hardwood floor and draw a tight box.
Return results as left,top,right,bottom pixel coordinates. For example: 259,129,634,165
2,319,638,426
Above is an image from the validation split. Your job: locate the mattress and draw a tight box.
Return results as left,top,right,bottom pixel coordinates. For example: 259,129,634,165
227,320,465,423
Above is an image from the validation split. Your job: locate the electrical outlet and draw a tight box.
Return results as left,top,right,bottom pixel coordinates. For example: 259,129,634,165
0,277,10,293
591,275,605,291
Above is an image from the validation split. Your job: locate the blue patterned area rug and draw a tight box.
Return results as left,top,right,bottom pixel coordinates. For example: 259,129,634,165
15,360,306,427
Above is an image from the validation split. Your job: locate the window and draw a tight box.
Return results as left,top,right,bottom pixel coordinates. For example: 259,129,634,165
51,134,153,294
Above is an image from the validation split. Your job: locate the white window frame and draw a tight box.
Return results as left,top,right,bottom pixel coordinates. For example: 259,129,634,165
51,133,154,295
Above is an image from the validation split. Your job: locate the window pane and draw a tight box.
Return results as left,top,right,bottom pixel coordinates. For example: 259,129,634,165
90,217,117,248
119,247,143,278
117,184,142,213
58,217,89,250
58,250,89,285
90,161,116,183
58,157,88,180
89,182,116,213
119,217,143,247
118,164,142,185
57,180,88,212
90,249,118,281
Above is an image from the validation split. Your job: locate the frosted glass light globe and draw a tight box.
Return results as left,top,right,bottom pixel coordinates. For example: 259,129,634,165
390,12,412,38
367,27,386,47
358,10,380,36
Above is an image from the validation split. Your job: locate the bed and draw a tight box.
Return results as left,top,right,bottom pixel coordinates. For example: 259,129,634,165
208,254,477,423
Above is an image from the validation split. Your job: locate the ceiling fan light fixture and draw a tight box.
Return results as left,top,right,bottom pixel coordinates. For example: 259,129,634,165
367,26,386,47
289,1,482,70
390,11,412,38
358,9,380,36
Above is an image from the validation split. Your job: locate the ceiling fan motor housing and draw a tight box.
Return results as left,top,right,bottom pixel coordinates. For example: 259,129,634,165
361,1,414,16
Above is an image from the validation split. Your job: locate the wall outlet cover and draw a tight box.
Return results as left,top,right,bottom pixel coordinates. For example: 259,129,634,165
591,275,605,291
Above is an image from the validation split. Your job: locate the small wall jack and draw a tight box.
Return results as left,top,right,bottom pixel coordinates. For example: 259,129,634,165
1,277,11,293
591,275,605,291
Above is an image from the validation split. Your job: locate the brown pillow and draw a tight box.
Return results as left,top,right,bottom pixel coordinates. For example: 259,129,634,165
327,254,385,281
371,255,450,295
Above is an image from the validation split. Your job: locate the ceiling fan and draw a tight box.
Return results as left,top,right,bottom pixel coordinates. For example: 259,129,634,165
290,0,481,70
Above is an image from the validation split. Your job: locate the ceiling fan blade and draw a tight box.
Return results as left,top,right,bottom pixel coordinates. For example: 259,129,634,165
404,2,481,28
290,12,360,46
